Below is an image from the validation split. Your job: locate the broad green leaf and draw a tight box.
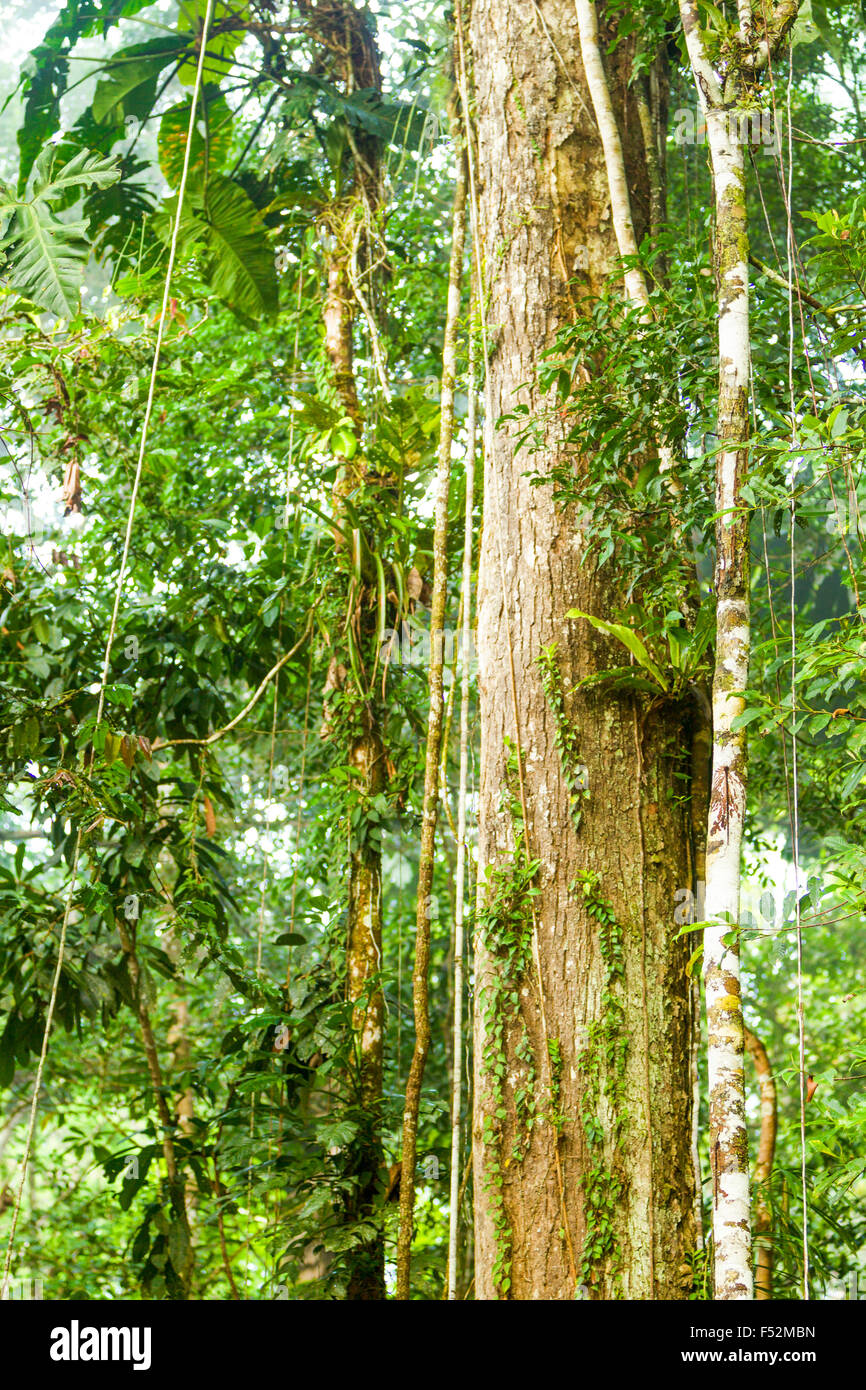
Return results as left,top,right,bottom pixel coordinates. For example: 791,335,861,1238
92,37,188,124
157,89,233,187
0,147,119,316
29,144,121,200
176,0,243,86
840,760,866,801
339,88,434,151
158,173,277,319
167,1218,191,1275
104,681,134,709
14,0,156,190
792,0,820,47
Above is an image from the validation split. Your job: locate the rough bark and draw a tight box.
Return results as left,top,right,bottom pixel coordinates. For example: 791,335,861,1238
676,0,801,1302
744,1024,776,1299
688,684,713,1250
470,0,697,1300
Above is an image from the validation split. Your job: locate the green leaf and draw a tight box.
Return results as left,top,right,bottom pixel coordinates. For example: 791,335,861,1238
792,0,820,47
697,0,729,32
730,707,764,731
119,1151,152,1210
176,0,242,86
0,146,119,316
157,89,233,187
840,761,866,801
13,0,157,188
159,174,278,319
567,610,668,691
167,1217,190,1275
104,682,134,709
339,89,433,151
92,37,188,125
0,1029,15,1088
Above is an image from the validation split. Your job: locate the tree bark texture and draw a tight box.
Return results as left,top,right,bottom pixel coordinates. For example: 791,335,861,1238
744,1024,776,1299
676,0,791,1300
470,0,697,1300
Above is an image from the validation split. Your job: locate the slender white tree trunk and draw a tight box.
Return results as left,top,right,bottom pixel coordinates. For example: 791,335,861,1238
678,0,755,1301
574,0,648,310
703,116,753,1302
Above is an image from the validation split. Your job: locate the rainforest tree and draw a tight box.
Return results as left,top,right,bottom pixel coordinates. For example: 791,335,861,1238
1,0,865,1309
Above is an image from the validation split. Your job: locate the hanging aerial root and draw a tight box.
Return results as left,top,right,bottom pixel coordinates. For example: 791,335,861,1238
395,94,467,1301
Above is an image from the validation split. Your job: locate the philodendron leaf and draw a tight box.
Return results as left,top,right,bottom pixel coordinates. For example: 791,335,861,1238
157,173,278,319
0,146,120,316
158,90,233,187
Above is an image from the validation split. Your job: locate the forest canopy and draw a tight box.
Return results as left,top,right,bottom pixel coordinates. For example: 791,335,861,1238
1,0,865,1312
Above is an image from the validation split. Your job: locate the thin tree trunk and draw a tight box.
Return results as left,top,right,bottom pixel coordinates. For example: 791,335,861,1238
635,71,666,251
343,722,386,1299
395,111,467,1299
309,0,389,1300
575,1,682,499
676,0,804,1301
447,285,477,1302
574,0,649,310
744,1025,777,1299
117,918,194,1299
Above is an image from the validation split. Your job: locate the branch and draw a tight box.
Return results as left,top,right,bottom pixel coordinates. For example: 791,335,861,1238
742,0,801,72
749,253,841,320
160,621,314,750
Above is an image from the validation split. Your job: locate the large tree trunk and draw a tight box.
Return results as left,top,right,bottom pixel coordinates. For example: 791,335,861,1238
470,0,697,1300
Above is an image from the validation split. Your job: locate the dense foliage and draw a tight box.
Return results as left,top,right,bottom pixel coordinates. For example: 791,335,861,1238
1,0,864,1301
